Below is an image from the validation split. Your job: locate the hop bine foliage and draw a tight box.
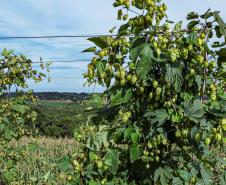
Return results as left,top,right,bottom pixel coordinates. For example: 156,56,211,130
71,0,226,184
0,48,46,184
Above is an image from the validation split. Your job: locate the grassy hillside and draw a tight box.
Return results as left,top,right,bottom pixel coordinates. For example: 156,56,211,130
30,99,96,137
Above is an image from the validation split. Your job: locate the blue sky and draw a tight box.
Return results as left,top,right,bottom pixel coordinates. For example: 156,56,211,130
0,0,225,92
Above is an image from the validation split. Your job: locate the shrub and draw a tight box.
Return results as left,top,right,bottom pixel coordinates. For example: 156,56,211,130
71,0,226,184
0,49,46,184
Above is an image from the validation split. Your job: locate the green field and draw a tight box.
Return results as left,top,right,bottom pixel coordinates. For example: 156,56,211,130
3,137,77,185
30,99,98,137
1,97,101,184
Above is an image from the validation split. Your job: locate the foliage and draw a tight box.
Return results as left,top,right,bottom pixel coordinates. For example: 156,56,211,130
73,0,226,184
28,100,96,137
0,49,46,184
0,137,77,185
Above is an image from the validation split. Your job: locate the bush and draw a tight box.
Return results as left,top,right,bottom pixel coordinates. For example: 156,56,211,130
70,0,226,184
0,49,46,184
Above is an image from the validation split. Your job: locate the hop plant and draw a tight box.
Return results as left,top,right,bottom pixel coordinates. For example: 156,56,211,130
76,0,226,184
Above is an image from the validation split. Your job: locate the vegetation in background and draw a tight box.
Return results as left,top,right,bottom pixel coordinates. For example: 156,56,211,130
2,137,77,185
29,100,96,137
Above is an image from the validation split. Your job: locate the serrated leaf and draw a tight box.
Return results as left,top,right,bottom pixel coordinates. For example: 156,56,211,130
214,11,226,42
57,156,71,172
136,44,153,80
91,131,109,150
124,126,133,141
187,20,199,30
82,46,97,53
200,8,213,20
130,144,140,162
172,177,183,185
88,36,111,49
200,166,210,185
195,75,202,91
154,167,162,182
165,63,183,92
184,99,205,123
12,104,27,114
131,132,139,144
177,170,191,182
191,126,198,139
111,88,132,106
105,149,119,172
186,12,199,20
215,25,223,38
148,109,169,126
186,32,197,44
174,21,183,31
130,37,146,61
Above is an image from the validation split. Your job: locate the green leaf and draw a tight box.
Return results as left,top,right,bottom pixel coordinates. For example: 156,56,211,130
174,21,183,31
88,36,111,49
165,63,183,92
131,132,139,144
184,99,205,123
105,149,119,172
195,75,202,91
82,46,97,53
177,170,191,182
187,20,199,30
186,32,197,45
130,144,140,162
130,37,146,61
88,131,109,150
118,24,130,36
124,126,133,141
147,109,169,126
172,177,183,185
111,88,132,106
136,44,153,80
154,167,162,182
200,8,213,20
12,104,27,114
214,11,226,42
96,59,105,77
217,48,226,57
109,26,116,34
215,26,223,38
160,174,168,185
186,12,199,20
191,126,198,139
200,166,210,185
58,156,71,172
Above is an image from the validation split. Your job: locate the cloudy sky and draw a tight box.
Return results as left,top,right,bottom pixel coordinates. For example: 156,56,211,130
0,0,225,92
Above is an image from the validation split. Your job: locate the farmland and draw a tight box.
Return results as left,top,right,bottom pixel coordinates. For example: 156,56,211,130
1,94,97,184
4,137,77,185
